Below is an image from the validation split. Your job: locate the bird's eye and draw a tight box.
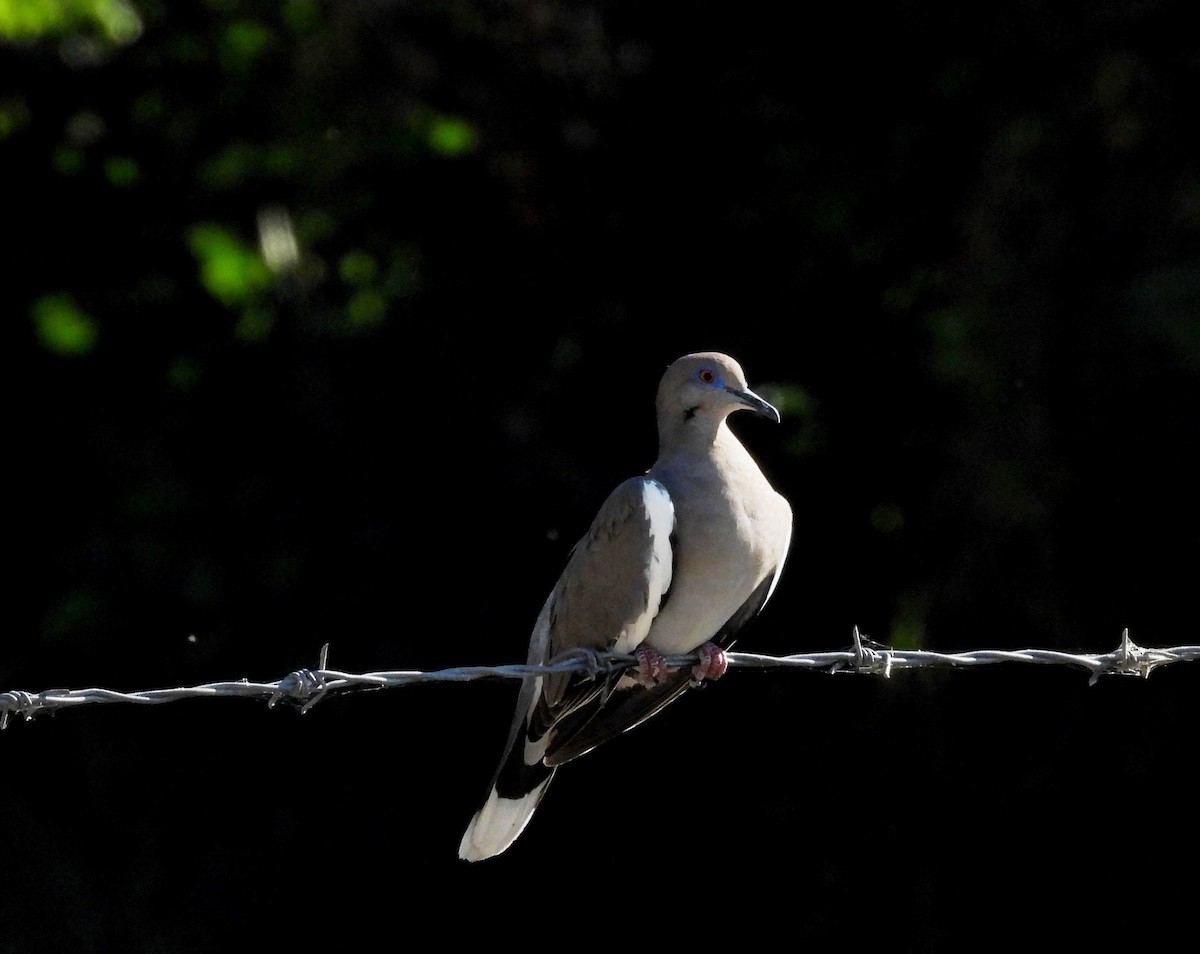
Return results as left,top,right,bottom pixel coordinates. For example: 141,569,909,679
698,369,716,384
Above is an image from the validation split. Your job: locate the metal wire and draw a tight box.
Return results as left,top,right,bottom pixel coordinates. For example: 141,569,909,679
2,628,1196,730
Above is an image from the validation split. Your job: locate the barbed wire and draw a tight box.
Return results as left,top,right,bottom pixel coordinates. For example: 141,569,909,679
2,628,1197,730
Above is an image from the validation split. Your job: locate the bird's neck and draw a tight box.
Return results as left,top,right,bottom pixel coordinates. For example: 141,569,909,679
654,416,748,472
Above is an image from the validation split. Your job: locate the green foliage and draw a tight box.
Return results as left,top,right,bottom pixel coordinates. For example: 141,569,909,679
187,223,272,308
51,145,86,175
199,142,299,191
102,154,139,187
338,250,379,286
281,0,319,33
218,18,274,72
6,2,1200,937
424,114,478,156
0,0,141,43
31,292,99,355
345,287,386,327
764,382,814,419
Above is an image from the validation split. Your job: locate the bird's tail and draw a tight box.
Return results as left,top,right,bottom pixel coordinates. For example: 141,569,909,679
459,697,558,861
458,753,555,862
462,594,568,862
459,667,557,862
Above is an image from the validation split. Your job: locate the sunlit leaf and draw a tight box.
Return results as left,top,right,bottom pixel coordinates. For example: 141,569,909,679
426,115,478,156
187,223,272,306
0,0,142,44
32,292,98,355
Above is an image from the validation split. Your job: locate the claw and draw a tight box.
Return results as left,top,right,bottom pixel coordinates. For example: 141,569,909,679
634,645,675,686
691,642,728,684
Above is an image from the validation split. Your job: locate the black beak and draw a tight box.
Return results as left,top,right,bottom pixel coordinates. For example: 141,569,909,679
726,385,781,423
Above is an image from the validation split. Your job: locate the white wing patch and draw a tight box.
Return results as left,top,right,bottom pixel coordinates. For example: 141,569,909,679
612,478,675,655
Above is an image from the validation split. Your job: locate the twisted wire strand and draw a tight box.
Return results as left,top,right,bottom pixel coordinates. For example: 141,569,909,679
3,628,1196,730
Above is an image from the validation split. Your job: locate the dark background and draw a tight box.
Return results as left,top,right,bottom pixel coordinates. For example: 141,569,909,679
4,2,1197,948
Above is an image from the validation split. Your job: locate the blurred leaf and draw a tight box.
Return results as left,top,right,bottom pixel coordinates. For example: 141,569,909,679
219,18,274,72
199,141,298,191
188,223,273,307
0,0,141,44
103,154,139,187
345,287,386,327
338,249,378,286
51,145,85,174
32,292,98,355
425,114,478,156
282,0,319,33
762,382,814,418
199,142,258,190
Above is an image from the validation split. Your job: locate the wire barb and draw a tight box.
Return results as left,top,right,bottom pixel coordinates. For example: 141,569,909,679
828,626,894,676
269,643,335,712
1087,628,1177,685
554,646,627,682
2,631,1197,730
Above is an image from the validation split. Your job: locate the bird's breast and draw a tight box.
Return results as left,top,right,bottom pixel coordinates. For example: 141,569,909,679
643,485,782,655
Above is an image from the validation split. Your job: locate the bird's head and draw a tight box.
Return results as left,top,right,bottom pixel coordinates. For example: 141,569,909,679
656,352,781,428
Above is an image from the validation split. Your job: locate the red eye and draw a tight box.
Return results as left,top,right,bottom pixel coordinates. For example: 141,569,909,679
698,369,715,384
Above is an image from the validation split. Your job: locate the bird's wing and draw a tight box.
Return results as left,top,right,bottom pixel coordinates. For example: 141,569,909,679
458,476,673,861
529,475,675,739
543,565,783,766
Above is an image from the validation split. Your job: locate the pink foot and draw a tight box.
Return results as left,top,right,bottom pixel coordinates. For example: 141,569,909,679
691,642,728,683
634,645,676,686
